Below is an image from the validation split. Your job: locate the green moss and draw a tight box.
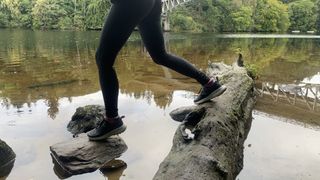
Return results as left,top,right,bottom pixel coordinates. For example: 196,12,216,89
245,64,260,80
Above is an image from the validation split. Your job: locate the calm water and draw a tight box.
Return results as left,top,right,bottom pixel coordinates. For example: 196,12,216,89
0,29,320,180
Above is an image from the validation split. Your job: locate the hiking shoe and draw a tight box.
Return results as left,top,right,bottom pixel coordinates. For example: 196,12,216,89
194,78,227,104
87,116,126,141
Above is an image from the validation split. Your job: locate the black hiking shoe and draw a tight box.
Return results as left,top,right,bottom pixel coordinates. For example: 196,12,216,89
87,116,126,141
194,78,227,104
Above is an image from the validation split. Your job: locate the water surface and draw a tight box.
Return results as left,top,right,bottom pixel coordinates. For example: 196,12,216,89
0,29,320,179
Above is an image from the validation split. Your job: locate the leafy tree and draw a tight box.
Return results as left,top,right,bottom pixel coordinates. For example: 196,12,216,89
253,0,290,32
0,0,21,27
84,0,111,29
19,0,33,28
32,0,66,29
314,0,320,32
230,6,253,32
170,13,201,31
289,0,317,31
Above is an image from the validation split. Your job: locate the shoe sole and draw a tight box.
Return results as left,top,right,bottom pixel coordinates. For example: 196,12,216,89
88,125,127,141
194,85,227,105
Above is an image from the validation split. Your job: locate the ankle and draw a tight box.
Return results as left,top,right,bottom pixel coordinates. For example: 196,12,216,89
204,78,215,87
105,115,125,123
105,116,120,123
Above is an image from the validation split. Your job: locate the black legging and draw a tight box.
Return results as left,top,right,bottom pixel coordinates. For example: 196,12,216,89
96,0,210,117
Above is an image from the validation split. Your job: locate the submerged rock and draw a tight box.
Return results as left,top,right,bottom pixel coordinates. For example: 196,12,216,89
0,139,16,178
50,134,127,178
67,105,105,135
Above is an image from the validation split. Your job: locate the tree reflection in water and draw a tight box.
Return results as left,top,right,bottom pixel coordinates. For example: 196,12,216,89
0,30,320,120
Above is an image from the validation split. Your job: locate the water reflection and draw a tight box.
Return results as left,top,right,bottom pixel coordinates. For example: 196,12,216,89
258,78,320,110
100,159,127,180
1,30,320,120
1,29,320,180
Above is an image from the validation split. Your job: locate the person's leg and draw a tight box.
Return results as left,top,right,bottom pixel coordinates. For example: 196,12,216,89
88,0,155,140
137,0,210,85
96,0,155,118
138,0,226,104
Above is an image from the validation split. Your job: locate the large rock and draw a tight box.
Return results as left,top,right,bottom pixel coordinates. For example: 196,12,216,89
153,62,256,180
50,134,127,178
67,105,105,135
0,139,16,178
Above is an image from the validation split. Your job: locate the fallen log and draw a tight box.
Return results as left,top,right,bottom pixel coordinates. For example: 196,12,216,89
153,62,256,180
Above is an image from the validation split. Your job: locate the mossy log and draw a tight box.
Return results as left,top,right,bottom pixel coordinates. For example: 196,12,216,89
153,63,256,180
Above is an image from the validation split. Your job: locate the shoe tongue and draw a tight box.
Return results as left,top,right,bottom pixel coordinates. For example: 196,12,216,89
204,78,215,88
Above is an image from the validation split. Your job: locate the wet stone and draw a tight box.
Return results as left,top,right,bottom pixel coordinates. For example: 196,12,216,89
67,105,106,135
0,139,16,178
50,134,128,178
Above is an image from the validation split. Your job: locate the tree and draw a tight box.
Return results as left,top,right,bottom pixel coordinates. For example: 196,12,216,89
84,0,111,29
253,0,290,32
32,0,65,29
19,0,33,28
0,0,21,27
289,0,317,32
314,0,320,32
170,13,201,32
231,6,253,32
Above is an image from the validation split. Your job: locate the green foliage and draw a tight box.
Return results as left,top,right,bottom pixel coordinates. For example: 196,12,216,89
253,0,290,32
170,13,201,32
289,0,317,32
0,0,319,32
245,64,261,79
0,12,9,27
317,0,320,31
32,0,64,29
84,0,111,29
231,6,253,32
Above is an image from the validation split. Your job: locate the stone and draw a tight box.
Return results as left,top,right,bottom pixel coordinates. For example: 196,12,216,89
67,105,105,135
0,139,16,178
153,62,256,180
50,134,127,178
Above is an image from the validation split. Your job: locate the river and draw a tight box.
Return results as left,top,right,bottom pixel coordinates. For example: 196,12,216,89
0,29,319,180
